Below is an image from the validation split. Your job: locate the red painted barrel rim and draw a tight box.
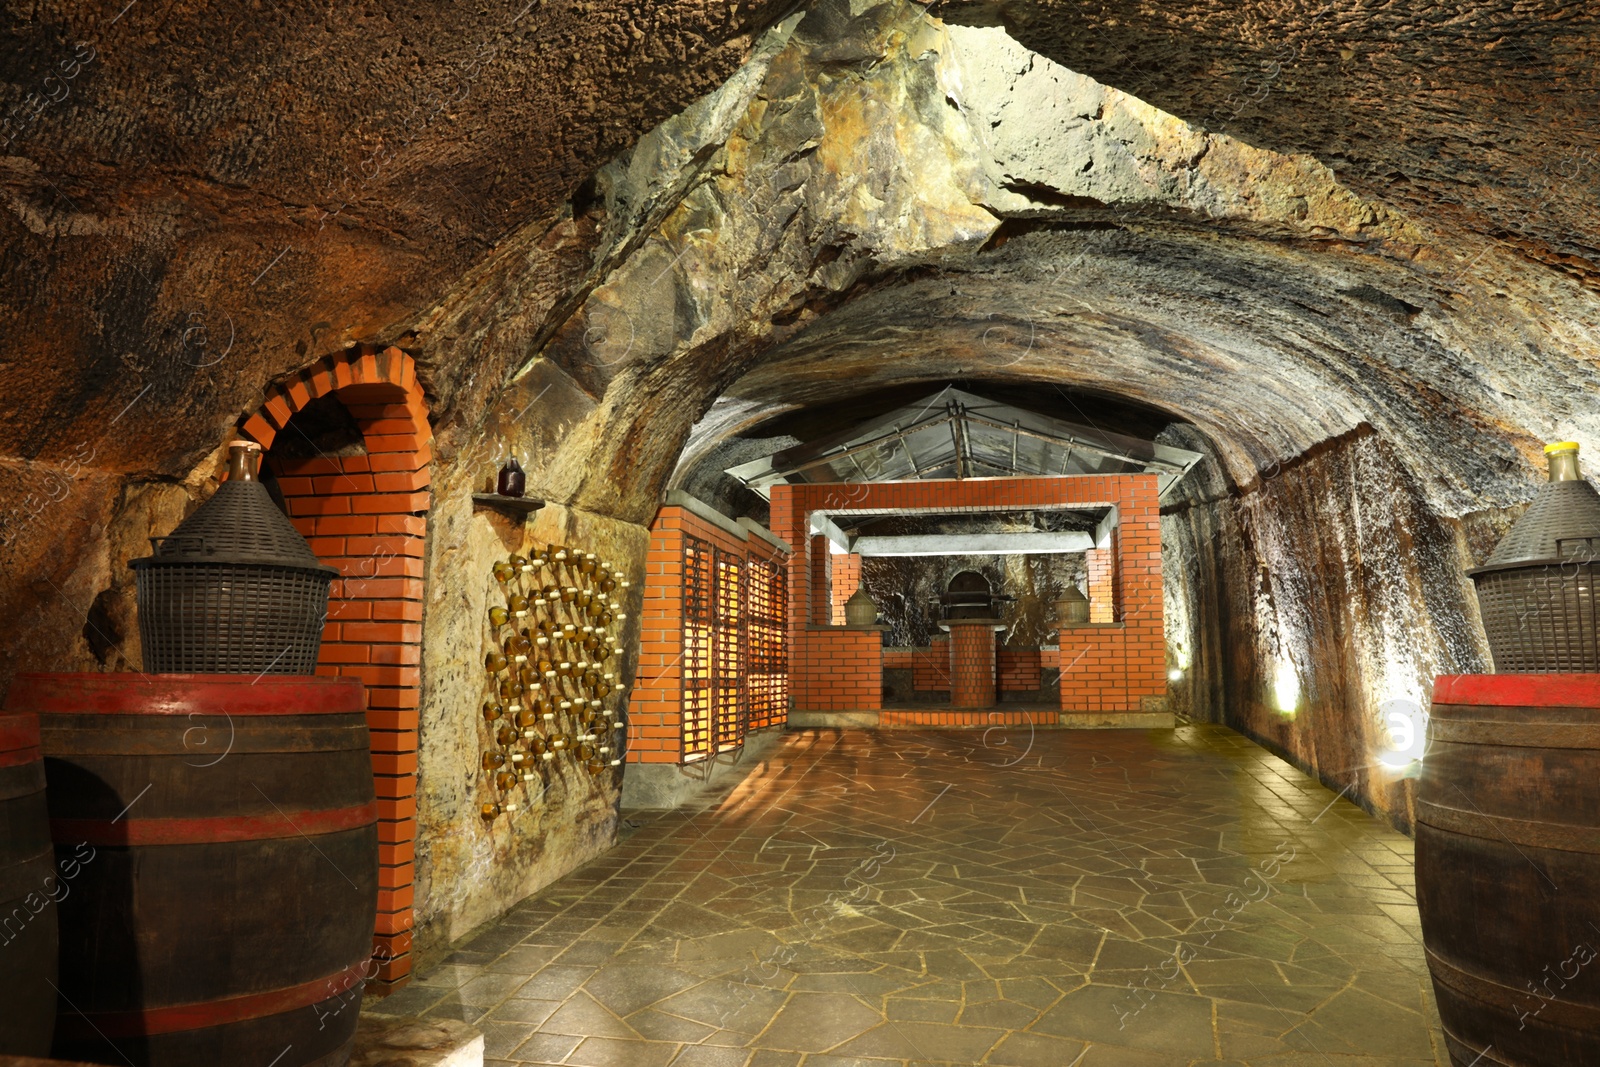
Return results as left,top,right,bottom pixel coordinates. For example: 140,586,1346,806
0,746,40,769
58,958,371,1037
0,713,39,752
51,801,378,846
5,672,364,717
1434,673,1600,708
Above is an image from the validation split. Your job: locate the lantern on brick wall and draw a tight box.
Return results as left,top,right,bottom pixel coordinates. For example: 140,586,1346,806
131,441,336,674
1055,584,1090,628
844,585,879,627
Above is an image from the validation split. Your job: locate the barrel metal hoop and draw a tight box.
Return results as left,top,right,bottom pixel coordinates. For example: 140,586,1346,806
6,673,363,717
1417,799,1599,854
0,715,39,754
38,718,371,756
0,846,57,903
55,957,371,1038
0,745,41,769
1430,719,1600,749
50,800,378,846
0,761,45,802
1428,947,1600,1031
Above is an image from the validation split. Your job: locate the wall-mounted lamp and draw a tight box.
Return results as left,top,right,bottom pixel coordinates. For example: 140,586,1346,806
1272,658,1300,716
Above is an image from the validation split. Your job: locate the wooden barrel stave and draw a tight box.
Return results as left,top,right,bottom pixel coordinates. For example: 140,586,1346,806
1419,676,1600,1067
4,674,376,1067
0,712,59,1058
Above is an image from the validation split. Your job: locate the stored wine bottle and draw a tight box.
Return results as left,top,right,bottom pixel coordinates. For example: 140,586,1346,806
534,547,551,567
485,650,508,673
535,615,556,634
578,554,596,575
493,561,515,583
483,752,506,769
496,725,518,746
508,594,530,617
482,702,504,722
488,605,509,627
495,770,518,791
516,707,539,728
561,586,577,603
600,577,616,593
481,802,502,819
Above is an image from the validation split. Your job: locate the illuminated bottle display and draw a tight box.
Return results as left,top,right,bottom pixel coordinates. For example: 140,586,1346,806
478,541,631,819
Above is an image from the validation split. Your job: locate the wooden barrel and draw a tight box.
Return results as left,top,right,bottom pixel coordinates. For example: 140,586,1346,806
3,673,377,1067
1418,674,1600,1067
0,711,59,1056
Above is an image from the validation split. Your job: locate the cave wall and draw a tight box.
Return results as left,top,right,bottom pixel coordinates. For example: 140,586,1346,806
1163,430,1491,831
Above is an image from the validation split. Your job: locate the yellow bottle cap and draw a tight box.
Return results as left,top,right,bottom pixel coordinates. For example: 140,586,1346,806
1545,441,1580,454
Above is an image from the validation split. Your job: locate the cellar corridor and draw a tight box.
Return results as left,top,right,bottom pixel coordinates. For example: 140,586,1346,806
379,727,1443,1067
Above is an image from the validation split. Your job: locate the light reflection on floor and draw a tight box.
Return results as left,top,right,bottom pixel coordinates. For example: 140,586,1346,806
374,725,1445,1066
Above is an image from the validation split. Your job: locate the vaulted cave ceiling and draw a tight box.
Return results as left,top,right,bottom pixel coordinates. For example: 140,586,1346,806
2,0,1597,528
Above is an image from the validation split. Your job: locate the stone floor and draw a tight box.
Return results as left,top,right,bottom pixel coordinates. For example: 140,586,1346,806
373,725,1447,1066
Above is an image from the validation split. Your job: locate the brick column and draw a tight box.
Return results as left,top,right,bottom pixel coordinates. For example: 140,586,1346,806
809,535,832,625
948,620,998,708
1086,547,1115,624
243,346,429,992
830,552,862,624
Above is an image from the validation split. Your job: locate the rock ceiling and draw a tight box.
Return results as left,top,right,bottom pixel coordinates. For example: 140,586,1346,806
2,0,1596,520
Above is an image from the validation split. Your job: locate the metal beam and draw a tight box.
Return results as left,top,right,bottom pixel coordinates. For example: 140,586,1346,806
961,411,1189,473
852,531,1095,556
766,410,953,481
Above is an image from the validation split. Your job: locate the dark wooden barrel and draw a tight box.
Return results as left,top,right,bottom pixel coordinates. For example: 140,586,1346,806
0,712,59,1056
1418,674,1600,1067
3,673,377,1067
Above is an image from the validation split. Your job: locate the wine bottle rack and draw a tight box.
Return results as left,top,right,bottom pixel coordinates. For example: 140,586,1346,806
478,543,631,819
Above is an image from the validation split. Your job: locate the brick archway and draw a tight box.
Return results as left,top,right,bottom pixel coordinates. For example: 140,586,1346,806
240,345,429,992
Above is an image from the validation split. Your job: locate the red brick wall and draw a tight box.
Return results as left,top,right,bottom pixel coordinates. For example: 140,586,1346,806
914,637,951,691
634,505,789,763
830,552,862,624
771,477,1163,719
1086,547,1115,623
998,648,1043,691
792,626,882,710
809,535,831,625
241,345,428,991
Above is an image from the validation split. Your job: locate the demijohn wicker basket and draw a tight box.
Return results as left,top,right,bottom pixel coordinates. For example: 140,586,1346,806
132,441,337,674
1469,442,1600,673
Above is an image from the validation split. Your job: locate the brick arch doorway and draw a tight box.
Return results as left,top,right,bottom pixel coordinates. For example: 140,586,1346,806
240,345,430,993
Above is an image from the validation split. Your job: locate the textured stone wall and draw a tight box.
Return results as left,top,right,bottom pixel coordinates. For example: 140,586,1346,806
1162,431,1491,830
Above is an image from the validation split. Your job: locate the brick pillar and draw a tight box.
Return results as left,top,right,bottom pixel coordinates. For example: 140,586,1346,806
1086,547,1115,624
810,535,831,625
830,552,862,625
948,620,998,707
244,346,429,992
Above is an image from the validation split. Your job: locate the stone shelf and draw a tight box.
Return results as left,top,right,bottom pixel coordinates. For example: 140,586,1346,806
471,493,545,519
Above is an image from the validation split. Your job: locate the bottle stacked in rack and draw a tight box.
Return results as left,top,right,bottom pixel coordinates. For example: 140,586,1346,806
479,544,632,819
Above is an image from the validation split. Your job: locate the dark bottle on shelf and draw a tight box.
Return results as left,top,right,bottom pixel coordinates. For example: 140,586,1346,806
497,457,526,498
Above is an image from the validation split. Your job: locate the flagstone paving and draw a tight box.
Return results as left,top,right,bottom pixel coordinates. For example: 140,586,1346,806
370,725,1448,1066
